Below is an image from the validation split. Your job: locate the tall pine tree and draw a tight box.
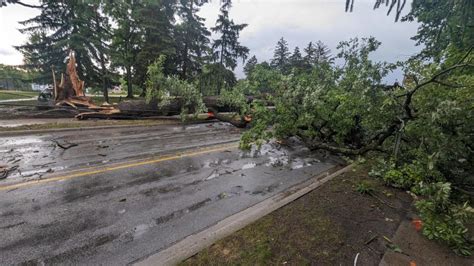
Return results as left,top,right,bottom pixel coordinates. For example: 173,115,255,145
211,1,249,70
175,0,211,80
134,0,177,95
303,41,316,68
289,46,304,70
243,55,258,77
314,41,331,64
107,0,143,98
303,40,331,69
210,0,249,94
271,37,290,74
16,0,113,100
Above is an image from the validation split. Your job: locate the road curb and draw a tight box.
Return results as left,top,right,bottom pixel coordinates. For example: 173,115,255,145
134,164,354,266
0,120,219,137
0,123,175,137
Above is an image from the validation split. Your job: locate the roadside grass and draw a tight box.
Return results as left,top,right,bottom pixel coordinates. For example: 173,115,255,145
0,90,38,100
182,167,413,265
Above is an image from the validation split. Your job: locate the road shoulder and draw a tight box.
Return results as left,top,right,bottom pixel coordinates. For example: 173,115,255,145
179,166,416,265
135,165,352,266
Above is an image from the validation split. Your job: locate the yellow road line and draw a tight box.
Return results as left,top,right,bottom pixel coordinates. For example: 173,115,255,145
0,143,239,192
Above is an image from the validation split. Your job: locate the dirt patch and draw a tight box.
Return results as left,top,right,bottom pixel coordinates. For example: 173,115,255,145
182,168,413,265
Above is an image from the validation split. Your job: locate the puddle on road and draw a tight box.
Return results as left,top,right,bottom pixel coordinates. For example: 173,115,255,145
1,136,43,146
0,136,52,180
133,224,150,239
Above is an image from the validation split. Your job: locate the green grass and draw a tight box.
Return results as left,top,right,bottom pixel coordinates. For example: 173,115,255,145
0,90,38,100
181,187,344,265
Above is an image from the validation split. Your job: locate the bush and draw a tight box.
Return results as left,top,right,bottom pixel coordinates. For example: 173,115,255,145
355,181,374,195
238,37,474,255
146,56,206,121
371,160,473,255
416,182,474,256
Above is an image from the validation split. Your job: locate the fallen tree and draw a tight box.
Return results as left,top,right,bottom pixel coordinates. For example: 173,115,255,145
44,52,258,123
237,38,474,255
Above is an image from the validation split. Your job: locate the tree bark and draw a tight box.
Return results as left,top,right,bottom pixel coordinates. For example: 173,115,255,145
100,56,109,103
126,66,133,98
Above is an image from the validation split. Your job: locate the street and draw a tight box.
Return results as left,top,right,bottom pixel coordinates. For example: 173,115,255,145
0,122,339,264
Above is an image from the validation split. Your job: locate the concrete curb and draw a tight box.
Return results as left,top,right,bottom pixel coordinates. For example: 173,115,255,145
0,120,218,137
0,124,166,137
134,164,354,266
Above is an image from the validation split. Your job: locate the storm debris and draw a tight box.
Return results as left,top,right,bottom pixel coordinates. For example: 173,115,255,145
0,165,19,179
52,140,78,150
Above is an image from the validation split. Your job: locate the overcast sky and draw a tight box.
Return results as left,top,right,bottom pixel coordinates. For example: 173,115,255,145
0,0,421,81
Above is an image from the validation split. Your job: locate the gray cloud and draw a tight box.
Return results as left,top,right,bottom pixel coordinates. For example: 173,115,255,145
0,48,13,56
199,0,421,80
1,0,421,82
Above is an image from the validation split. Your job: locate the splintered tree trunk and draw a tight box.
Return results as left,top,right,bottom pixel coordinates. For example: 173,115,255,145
52,51,97,109
66,51,85,97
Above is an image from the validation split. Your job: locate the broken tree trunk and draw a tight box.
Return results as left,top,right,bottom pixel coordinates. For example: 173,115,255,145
207,107,250,128
53,51,98,109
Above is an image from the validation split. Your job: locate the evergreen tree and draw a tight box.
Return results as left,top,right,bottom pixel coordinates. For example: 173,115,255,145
303,41,316,67
303,41,331,69
243,55,257,77
16,0,112,100
314,41,331,64
211,1,249,70
271,37,290,74
134,0,177,94
87,2,113,102
210,1,249,94
175,0,211,80
289,46,304,70
107,1,143,98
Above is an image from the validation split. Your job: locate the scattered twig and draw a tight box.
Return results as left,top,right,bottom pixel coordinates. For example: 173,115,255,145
365,235,378,245
0,165,19,179
372,193,397,209
52,140,78,150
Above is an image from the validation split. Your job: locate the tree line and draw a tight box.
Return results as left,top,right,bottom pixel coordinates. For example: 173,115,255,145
14,0,249,101
245,38,332,77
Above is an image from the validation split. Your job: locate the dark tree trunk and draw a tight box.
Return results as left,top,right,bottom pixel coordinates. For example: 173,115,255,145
100,56,109,103
126,66,133,98
102,78,109,103
182,43,188,80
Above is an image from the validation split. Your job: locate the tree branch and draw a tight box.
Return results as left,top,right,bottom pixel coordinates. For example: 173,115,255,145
300,58,473,156
5,0,42,8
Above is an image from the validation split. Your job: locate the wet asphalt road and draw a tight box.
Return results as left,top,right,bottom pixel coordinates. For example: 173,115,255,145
0,122,339,265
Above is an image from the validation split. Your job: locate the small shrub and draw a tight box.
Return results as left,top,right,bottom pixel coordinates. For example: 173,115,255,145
355,181,374,195
146,56,205,121
415,182,474,256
